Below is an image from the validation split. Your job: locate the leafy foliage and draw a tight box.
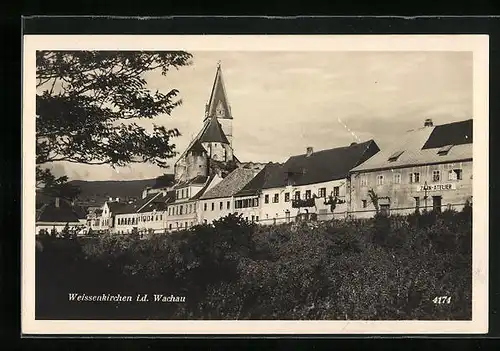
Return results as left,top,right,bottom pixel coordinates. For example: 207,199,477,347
36,51,193,197
36,208,472,320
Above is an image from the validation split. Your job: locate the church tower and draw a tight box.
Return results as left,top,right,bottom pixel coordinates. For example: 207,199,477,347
204,62,233,146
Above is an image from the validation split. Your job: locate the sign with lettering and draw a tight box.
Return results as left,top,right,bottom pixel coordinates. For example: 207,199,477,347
417,183,456,192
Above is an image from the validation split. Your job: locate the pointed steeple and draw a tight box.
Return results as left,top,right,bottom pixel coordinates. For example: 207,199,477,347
204,62,232,122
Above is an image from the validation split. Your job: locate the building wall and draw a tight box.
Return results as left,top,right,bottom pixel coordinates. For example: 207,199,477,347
185,153,208,180
198,196,234,224
36,222,82,235
260,179,348,225
202,142,233,163
165,200,198,231
233,195,261,223
219,118,233,146
349,160,473,218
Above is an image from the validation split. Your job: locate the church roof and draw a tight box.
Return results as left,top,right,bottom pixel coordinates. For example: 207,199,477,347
199,116,230,144
186,139,207,154
205,63,232,120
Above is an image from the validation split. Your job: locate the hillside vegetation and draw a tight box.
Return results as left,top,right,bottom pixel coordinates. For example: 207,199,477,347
36,205,472,320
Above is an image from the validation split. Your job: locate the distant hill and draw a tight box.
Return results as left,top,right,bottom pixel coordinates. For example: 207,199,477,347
68,178,157,205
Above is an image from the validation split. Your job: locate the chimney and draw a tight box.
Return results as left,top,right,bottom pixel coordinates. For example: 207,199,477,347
55,197,60,208
424,118,433,127
306,147,313,157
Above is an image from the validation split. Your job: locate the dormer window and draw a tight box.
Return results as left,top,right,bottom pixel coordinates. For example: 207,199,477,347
388,150,404,162
437,144,454,156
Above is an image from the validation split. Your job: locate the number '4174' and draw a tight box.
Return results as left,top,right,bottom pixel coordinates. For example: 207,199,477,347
433,296,451,304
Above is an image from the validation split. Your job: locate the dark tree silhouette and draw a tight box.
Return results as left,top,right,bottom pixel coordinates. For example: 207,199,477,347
36,51,193,199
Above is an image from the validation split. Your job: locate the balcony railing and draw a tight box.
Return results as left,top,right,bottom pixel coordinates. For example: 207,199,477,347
292,198,315,208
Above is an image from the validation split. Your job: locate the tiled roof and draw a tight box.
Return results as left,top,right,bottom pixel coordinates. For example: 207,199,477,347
235,162,283,197
191,174,216,200
36,199,82,223
263,140,380,189
422,119,472,149
131,191,175,213
107,202,135,215
351,119,473,173
174,175,209,189
200,168,258,200
133,193,161,212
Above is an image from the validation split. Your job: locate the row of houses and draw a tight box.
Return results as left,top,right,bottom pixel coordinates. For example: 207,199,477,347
74,117,472,236
34,63,473,235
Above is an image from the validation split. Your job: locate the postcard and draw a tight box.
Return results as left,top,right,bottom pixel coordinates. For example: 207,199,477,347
22,34,489,335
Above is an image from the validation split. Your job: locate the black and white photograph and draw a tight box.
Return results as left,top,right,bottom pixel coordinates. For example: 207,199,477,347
22,35,489,334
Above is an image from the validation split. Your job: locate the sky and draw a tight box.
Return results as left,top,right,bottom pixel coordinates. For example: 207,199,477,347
48,51,473,181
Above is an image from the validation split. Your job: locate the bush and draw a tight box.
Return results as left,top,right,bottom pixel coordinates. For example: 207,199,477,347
35,209,472,320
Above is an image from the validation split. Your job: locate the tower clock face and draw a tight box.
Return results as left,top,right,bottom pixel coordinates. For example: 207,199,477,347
216,100,225,117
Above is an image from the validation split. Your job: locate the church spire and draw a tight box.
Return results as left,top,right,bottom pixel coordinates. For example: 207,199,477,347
204,62,232,122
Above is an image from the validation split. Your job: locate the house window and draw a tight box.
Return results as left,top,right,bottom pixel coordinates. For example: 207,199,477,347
414,197,420,210
256,216,259,222
211,202,215,211
273,194,279,203
227,201,230,210
432,170,440,182
294,191,300,200
204,203,207,211
169,224,172,230
376,175,384,186
448,169,463,181
264,194,269,204
394,173,401,184
185,222,188,228
362,200,367,208
318,188,326,198
333,186,340,197
305,190,311,199
284,192,290,202
360,174,368,187
410,172,420,183
220,201,223,210
253,198,259,207
180,206,183,215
